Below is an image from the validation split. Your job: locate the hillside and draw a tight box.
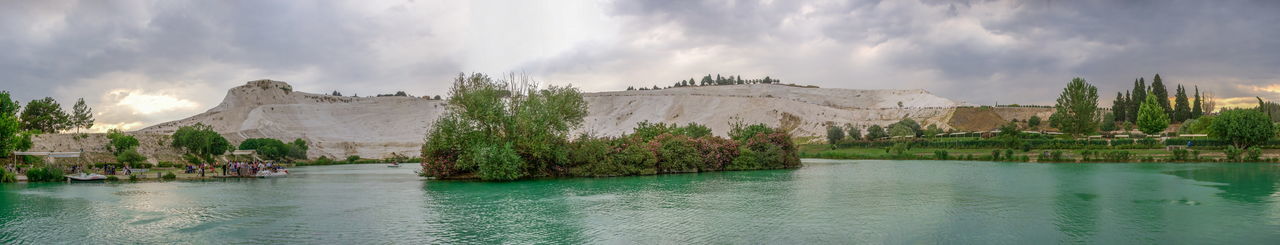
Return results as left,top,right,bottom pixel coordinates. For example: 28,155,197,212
36,80,984,162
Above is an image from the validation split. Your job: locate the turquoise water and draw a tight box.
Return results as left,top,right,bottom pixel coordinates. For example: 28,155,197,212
3,160,1280,244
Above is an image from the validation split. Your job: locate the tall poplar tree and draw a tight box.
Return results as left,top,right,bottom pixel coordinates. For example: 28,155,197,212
1192,86,1203,118
1173,85,1190,123
1131,78,1147,123
1151,74,1171,116
1112,92,1127,123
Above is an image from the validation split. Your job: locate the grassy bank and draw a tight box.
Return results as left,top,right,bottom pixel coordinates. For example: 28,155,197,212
800,143,1280,163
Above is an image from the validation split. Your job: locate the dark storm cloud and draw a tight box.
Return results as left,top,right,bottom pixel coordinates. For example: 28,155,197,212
545,0,1280,105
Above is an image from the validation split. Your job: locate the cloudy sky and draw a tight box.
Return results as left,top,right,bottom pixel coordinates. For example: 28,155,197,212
3,0,1279,132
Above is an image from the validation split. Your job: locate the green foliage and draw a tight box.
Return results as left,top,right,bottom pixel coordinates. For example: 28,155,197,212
1051,78,1100,136
1184,115,1214,134
346,155,361,163
1102,151,1131,161
933,150,949,160
826,125,844,145
845,124,862,141
115,148,148,165
1028,115,1042,128
171,123,230,163
19,97,71,133
106,175,119,181
1245,146,1263,162
70,98,94,133
887,118,922,137
1224,146,1242,161
238,138,307,161
1137,92,1170,135
990,149,1001,160
421,73,588,179
24,167,65,182
129,175,138,181
923,124,942,138
1173,85,1191,122
157,162,176,168
633,121,713,141
865,125,887,140
1099,112,1117,132
888,142,910,156
729,122,776,142
162,172,177,180
888,124,915,137
655,134,701,173
0,168,16,183
311,156,336,165
106,129,139,155
1151,74,1171,116
467,142,523,181
0,91,30,157
1170,148,1189,161
1211,109,1275,148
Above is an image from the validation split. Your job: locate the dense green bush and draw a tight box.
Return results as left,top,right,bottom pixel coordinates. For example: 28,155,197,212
346,155,361,163
1224,146,1242,161
162,172,177,180
106,175,119,181
171,123,230,163
1170,148,1189,161
933,150,950,160
655,134,701,173
1101,151,1131,161
0,168,16,183
422,73,797,181
25,167,65,182
1245,146,1263,162
156,162,177,168
239,138,308,161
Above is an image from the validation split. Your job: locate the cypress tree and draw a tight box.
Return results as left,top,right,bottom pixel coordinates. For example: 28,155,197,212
1124,91,1134,122
1113,92,1127,123
1173,84,1190,123
1131,78,1147,123
1151,74,1171,116
1192,86,1203,118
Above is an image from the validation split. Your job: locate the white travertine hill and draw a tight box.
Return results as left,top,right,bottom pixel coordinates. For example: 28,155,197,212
132,80,964,159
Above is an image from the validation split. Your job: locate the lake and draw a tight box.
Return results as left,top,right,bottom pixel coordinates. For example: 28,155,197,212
3,160,1280,244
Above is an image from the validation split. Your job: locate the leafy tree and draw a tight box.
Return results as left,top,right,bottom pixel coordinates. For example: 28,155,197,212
171,123,230,162
1192,86,1203,119
1099,112,1117,132
887,118,922,137
923,124,942,138
332,91,342,96
1137,92,1170,135
1211,109,1275,148
1185,115,1215,134
0,91,31,157
845,124,862,141
19,97,70,133
1050,78,1100,136
106,129,139,156
729,122,775,142
1173,85,1190,122
1151,74,1171,116
71,98,93,133
1028,115,1042,128
825,125,844,145
116,148,147,166
888,124,914,137
421,73,588,180
865,125,887,140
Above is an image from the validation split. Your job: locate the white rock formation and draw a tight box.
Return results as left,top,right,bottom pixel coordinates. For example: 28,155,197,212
125,80,964,159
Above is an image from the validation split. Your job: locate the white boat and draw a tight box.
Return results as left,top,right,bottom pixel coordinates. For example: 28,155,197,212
65,173,107,181
255,169,289,178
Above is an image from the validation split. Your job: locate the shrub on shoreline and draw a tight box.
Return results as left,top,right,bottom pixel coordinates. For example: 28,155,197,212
421,73,799,181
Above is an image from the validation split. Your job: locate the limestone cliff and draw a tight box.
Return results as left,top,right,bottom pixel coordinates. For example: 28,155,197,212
39,80,984,161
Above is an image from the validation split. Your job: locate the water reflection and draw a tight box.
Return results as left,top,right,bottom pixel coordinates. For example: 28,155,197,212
1165,164,1280,203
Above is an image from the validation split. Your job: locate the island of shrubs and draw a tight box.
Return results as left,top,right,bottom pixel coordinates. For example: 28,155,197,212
420,73,800,181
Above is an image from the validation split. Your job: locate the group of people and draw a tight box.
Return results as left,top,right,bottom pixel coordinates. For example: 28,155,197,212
220,161,282,177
